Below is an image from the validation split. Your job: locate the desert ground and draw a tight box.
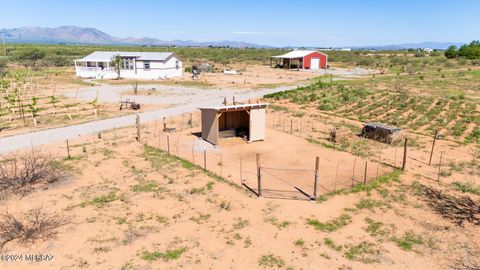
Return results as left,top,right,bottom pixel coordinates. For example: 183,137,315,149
0,115,479,270
1,48,480,270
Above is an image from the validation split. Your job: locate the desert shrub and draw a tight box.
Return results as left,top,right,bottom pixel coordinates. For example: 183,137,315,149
0,207,66,248
0,151,60,193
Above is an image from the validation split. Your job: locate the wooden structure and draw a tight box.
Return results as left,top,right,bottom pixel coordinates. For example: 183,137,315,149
361,122,402,144
199,103,268,145
119,99,141,110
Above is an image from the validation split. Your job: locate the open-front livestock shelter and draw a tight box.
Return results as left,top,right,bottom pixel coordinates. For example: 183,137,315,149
271,50,328,69
199,103,268,145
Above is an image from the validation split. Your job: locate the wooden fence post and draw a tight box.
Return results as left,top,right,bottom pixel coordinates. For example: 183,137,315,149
429,130,438,166
256,153,262,197
438,151,444,181
167,135,170,155
363,160,368,184
313,156,319,200
192,138,195,163
66,138,71,159
290,119,293,134
203,147,207,170
402,138,408,171
135,115,140,142
240,158,243,185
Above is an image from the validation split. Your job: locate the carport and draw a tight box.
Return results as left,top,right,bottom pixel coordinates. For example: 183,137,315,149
199,103,268,145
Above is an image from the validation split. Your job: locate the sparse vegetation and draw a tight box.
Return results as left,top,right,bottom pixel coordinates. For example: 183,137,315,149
80,191,119,208
307,214,352,232
258,254,285,268
142,247,187,261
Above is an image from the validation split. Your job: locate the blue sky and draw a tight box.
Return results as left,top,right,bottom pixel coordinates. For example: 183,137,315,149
1,0,479,47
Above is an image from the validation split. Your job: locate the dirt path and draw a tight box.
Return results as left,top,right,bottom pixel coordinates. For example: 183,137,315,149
0,85,293,154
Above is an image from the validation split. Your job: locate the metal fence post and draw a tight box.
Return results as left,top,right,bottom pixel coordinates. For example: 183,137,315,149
256,153,262,197
203,147,207,170
313,156,319,200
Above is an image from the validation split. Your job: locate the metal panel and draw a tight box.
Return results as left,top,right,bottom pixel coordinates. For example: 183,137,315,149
249,108,266,142
201,110,219,145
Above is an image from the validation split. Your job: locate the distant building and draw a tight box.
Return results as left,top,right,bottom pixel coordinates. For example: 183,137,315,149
74,51,183,80
423,48,433,53
270,50,328,69
340,48,352,51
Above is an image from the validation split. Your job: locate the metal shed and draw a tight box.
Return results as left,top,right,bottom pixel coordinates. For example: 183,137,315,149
199,103,268,145
361,122,402,144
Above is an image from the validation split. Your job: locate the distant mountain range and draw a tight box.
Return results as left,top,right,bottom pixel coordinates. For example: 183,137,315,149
0,26,267,48
0,26,466,50
351,42,466,50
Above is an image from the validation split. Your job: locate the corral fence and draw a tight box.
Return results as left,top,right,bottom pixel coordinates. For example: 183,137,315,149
265,108,480,184
126,113,394,200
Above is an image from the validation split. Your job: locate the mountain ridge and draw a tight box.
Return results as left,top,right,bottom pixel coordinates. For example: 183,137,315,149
0,26,466,49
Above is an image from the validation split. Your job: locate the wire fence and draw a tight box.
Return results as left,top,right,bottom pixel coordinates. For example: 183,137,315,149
131,112,395,200
266,108,480,185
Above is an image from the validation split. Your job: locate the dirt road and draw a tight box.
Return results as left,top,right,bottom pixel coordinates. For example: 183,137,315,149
0,85,292,154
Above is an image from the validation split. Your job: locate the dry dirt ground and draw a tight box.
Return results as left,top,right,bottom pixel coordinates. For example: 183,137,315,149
98,65,376,89
1,119,479,270
1,65,322,138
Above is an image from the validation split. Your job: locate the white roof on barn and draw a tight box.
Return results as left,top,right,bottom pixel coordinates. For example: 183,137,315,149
76,51,175,62
271,50,326,59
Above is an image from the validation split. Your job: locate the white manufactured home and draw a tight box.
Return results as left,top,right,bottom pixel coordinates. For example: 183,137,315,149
74,51,183,80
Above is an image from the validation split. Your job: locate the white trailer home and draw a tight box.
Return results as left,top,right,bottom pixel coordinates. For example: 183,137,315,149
74,51,183,80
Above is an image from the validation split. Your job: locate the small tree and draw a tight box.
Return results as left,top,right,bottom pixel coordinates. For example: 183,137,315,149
28,96,39,126
111,54,122,80
445,45,458,59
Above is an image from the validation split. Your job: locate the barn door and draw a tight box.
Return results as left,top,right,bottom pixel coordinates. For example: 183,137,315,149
311,58,320,69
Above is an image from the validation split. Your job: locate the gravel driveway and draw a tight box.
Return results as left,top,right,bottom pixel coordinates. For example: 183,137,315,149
0,84,293,154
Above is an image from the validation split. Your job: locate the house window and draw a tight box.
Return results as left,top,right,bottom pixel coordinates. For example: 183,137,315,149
122,57,134,70
143,61,150,71
176,60,179,70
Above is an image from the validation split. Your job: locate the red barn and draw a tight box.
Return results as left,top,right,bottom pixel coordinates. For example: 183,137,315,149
270,50,328,69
